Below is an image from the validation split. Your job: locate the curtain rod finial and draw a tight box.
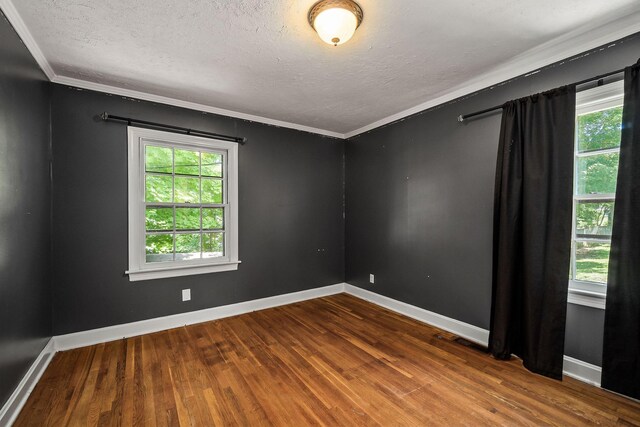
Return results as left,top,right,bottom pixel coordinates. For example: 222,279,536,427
457,115,465,123
100,112,109,121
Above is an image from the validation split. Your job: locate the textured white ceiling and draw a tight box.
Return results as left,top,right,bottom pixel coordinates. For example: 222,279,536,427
8,0,640,135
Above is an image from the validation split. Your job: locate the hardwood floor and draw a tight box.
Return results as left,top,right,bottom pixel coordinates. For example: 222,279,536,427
15,294,640,426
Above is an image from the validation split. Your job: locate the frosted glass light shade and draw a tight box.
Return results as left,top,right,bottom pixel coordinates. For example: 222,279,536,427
308,0,363,46
314,8,357,46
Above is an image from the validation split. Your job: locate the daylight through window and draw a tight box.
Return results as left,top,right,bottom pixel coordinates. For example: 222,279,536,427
127,127,239,281
145,144,225,262
570,82,623,295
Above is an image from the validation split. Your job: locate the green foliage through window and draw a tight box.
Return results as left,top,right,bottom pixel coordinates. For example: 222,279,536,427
576,201,614,238
576,154,619,195
572,103,622,285
577,107,622,152
145,207,173,231
575,242,610,283
143,144,226,263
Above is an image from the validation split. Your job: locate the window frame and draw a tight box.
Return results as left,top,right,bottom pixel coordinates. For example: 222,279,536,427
569,81,624,307
126,126,239,281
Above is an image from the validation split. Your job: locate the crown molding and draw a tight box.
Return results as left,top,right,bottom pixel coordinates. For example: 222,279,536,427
0,0,55,79
0,0,346,139
3,0,640,141
344,10,640,139
51,76,346,138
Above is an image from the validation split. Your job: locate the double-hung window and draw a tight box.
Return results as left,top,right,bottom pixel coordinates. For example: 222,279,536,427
127,127,239,281
569,81,623,304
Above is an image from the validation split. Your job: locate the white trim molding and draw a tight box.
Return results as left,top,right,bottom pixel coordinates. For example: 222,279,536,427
344,284,490,346
3,0,640,139
0,0,342,139
563,356,602,387
126,127,240,281
53,76,345,139
127,261,241,282
54,283,346,351
343,283,603,387
0,339,55,427
0,283,608,423
48,283,610,388
568,290,607,310
0,0,55,80
344,11,640,138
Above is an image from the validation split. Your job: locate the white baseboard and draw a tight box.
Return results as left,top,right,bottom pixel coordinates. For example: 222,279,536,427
1,281,604,425
0,338,55,427
54,283,347,351
562,355,602,386
343,283,602,387
344,284,490,346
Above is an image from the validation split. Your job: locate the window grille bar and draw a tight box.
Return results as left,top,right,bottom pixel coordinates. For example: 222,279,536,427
145,202,226,208
574,195,616,202
575,147,620,158
145,171,223,178
574,237,611,244
146,230,225,235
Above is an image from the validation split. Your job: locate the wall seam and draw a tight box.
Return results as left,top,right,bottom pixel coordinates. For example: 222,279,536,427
48,82,54,336
342,141,347,282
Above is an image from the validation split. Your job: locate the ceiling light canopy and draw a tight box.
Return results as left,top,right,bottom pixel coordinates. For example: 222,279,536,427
308,0,364,46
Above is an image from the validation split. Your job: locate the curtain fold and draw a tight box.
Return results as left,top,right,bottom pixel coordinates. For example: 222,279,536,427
489,86,576,379
602,60,640,400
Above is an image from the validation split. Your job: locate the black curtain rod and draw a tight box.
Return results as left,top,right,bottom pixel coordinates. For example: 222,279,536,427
457,67,626,122
100,112,247,144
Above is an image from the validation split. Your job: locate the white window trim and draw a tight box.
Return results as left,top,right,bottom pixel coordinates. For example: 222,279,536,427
569,81,623,308
126,127,240,281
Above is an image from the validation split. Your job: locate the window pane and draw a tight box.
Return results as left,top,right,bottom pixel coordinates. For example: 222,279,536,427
202,178,223,204
575,242,610,284
576,201,614,238
145,145,173,174
202,152,223,177
175,149,200,175
202,208,223,230
576,153,619,195
203,232,224,258
175,233,201,260
174,177,200,203
577,106,622,152
146,175,173,202
146,234,174,262
145,207,173,231
175,208,200,230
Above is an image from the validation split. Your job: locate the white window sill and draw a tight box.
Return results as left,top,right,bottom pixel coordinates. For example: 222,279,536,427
127,261,240,281
567,288,606,310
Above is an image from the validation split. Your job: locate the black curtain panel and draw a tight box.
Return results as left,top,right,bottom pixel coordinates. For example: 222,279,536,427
489,86,576,380
602,60,640,400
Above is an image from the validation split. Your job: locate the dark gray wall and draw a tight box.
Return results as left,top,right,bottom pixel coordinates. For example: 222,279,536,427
565,304,605,366
0,13,52,407
345,34,640,365
51,85,345,335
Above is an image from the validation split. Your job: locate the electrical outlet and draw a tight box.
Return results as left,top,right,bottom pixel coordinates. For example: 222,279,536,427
369,274,375,284
182,289,191,302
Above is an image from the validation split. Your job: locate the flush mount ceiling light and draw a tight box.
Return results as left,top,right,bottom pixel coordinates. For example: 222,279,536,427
308,0,364,46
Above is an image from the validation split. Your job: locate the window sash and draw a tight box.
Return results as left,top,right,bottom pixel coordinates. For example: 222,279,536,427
141,141,229,266
127,126,240,281
570,82,623,296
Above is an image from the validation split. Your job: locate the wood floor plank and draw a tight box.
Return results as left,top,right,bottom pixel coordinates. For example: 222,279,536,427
14,293,640,426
